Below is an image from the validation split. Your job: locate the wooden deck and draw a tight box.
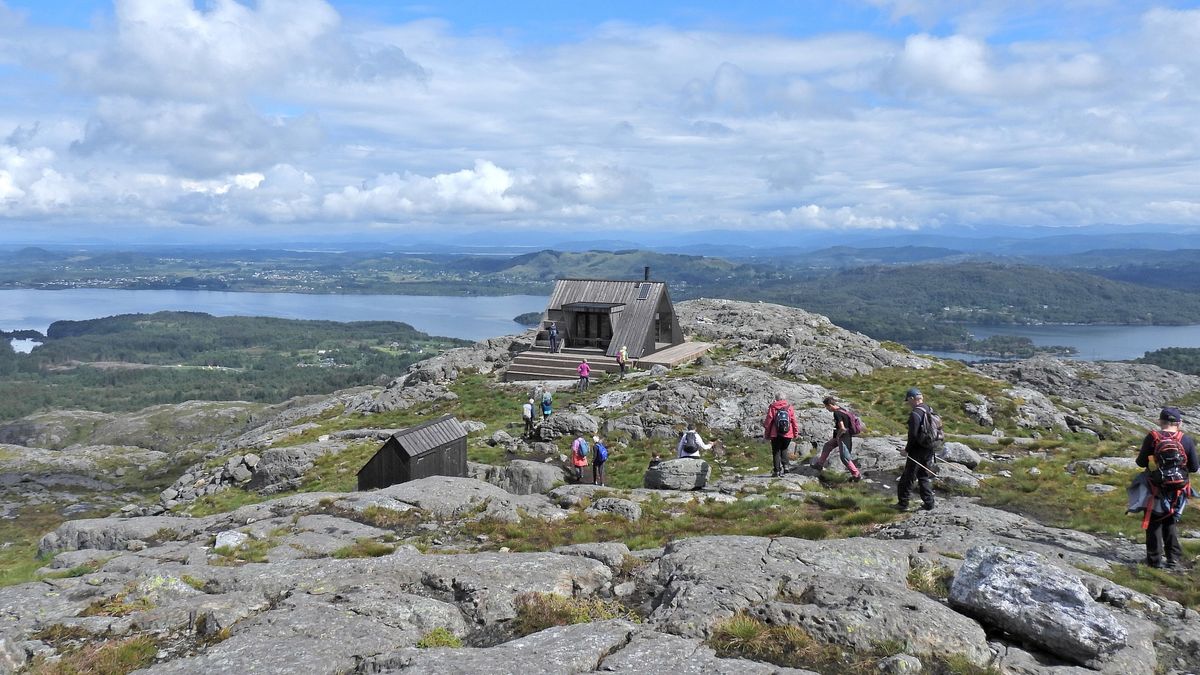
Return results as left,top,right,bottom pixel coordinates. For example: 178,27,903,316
638,341,714,368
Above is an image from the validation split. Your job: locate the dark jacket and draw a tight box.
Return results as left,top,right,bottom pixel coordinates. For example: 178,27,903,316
831,407,854,439
764,400,799,440
1136,430,1200,472
905,404,935,455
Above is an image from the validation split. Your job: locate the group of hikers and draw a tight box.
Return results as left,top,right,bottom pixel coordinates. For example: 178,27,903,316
523,379,1197,570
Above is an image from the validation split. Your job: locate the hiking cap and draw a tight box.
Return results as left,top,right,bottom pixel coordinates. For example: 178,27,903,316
904,387,922,400
1160,407,1183,422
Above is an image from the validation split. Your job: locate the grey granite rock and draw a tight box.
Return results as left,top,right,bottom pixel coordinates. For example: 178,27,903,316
586,497,642,521
467,460,568,495
949,545,1127,665
643,458,711,490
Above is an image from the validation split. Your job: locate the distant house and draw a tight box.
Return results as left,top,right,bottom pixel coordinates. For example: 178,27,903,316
356,415,468,491
541,271,684,359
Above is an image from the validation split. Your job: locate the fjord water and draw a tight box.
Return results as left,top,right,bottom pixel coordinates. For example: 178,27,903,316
924,323,1200,362
0,288,547,344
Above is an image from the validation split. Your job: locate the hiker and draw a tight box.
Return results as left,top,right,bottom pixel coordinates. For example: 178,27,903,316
548,322,559,353
522,398,535,437
814,396,862,481
647,453,662,469
897,388,940,511
1136,407,1199,569
617,345,628,378
577,359,591,392
592,435,609,486
763,393,798,477
677,423,712,458
570,433,590,483
541,391,552,421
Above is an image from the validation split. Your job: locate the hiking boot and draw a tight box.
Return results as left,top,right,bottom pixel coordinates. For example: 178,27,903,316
893,502,909,512
1145,558,1165,569
922,502,935,511
850,475,862,482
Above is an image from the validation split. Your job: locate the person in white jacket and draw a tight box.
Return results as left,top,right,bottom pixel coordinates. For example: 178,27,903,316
676,423,712,458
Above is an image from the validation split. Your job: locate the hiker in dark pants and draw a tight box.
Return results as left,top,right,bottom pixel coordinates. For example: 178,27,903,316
897,387,937,511
577,359,591,392
522,398,534,437
548,322,559,353
763,393,798,477
1136,407,1199,569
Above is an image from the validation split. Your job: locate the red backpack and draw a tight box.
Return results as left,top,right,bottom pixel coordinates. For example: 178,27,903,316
1150,430,1189,491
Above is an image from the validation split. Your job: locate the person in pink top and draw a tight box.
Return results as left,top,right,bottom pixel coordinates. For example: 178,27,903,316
570,433,590,483
577,359,591,392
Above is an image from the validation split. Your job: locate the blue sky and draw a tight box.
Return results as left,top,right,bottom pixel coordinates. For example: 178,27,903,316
1,0,1199,242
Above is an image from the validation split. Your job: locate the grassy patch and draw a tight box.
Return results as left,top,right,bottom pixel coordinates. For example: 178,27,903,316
415,627,464,648
467,488,896,552
81,593,154,618
0,502,105,589
511,592,640,637
708,612,998,674
1081,548,1200,609
209,538,274,566
182,488,268,518
180,574,209,592
906,560,954,599
26,635,157,675
40,560,107,580
332,538,396,559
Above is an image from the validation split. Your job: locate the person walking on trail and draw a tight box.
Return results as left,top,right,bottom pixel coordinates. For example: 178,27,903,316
570,433,590,483
521,398,535,437
814,396,862,481
897,388,940,512
677,423,712,458
592,435,610,486
763,393,799,477
548,322,559,353
541,391,553,421
1136,407,1199,569
577,359,591,392
617,345,628,378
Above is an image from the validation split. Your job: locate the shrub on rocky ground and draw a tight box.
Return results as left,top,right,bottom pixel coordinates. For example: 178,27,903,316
415,627,464,648
512,592,640,637
26,635,157,675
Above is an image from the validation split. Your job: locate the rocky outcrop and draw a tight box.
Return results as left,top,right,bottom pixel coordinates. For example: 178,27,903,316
467,460,568,495
644,458,711,490
676,299,933,379
949,545,1128,666
978,357,1200,409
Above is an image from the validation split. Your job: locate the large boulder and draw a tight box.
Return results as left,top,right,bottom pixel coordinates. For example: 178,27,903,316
643,458,711,490
938,441,982,469
537,412,600,440
949,545,1128,665
467,460,568,495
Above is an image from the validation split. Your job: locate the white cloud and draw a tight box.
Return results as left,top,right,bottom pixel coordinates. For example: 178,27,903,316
322,160,532,219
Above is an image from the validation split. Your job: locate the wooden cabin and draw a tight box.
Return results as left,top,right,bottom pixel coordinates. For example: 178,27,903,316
356,414,468,491
540,273,684,359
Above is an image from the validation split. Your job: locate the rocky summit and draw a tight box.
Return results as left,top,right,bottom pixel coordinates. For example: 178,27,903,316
2,299,1199,675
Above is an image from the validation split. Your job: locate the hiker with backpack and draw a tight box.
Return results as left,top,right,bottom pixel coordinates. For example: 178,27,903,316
577,359,591,392
814,396,863,481
763,393,799,477
592,435,610,486
548,322,559,353
897,388,942,512
541,391,553,421
617,345,628,378
676,423,712,458
1136,407,1199,569
571,432,590,483
522,398,535,437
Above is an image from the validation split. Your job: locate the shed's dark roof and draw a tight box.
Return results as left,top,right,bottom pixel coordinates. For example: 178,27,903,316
547,279,667,356
391,414,468,458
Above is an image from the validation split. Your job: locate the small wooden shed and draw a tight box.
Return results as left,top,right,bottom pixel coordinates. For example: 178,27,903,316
356,414,468,491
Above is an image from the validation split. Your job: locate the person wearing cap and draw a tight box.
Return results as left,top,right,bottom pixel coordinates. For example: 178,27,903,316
521,398,535,437
1136,407,1199,569
897,387,937,511
592,435,610,486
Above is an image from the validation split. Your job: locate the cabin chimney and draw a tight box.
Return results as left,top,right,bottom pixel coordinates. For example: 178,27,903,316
644,266,650,281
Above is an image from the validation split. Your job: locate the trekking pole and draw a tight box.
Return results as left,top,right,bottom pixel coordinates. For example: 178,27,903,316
904,455,940,478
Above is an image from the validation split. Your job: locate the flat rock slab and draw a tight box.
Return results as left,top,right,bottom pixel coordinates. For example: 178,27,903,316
643,458,711,490
374,476,566,522
949,545,1127,666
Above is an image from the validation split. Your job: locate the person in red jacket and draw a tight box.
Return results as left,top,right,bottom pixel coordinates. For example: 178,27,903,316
763,393,799,477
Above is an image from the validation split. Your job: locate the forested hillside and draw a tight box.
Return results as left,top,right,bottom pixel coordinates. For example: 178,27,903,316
0,312,465,421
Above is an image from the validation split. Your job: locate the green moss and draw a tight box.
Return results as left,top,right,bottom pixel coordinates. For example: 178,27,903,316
331,538,396,559
415,627,464,648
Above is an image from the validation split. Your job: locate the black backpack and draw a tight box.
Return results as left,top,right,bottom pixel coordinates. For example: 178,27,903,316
913,404,944,450
774,408,790,435
1150,430,1189,491
682,431,698,454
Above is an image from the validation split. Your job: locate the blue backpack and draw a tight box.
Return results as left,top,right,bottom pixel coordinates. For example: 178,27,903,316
576,438,590,459
595,442,608,462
